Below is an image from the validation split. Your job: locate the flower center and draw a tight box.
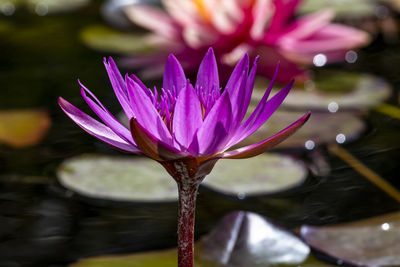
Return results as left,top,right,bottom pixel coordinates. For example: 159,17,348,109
193,0,212,23
147,85,221,132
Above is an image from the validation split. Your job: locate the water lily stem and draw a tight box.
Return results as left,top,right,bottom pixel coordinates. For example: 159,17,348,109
177,178,201,267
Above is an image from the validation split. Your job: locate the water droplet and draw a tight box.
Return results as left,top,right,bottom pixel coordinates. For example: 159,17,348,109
381,223,390,231
345,50,358,64
336,133,346,144
328,101,339,113
313,54,327,67
305,140,315,150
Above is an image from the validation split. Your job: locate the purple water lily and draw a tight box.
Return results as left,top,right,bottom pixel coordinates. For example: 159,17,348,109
59,48,309,267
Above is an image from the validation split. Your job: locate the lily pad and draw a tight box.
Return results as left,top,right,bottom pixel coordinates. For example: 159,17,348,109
298,0,376,18
101,0,161,29
70,211,315,267
238,110,365,150
26,0,90,14
198,211,310,266
254,71,392,110
80,25,155,54
203,154,307,197
57,154,178,202
0,0,90,14
0,109,51,148
301,212,400,267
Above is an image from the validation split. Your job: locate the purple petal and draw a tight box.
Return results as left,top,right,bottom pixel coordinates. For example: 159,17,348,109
224,54,249,128
222,112,310,159
58,97,140,153
239,57,258,122
163,54,187,94
226,71,247,129
226,63,280,146
195,48,219,96
80,83,135,145
231,79,294,147
225,53,249,94
172,81,203,149
130,118,185,161
104,57,134,118
193,91,232,155
126,77,174,145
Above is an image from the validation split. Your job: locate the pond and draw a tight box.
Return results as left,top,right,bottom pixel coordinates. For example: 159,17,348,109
0,1,400,266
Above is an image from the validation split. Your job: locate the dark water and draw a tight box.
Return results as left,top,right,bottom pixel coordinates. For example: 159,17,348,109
0,2,400,266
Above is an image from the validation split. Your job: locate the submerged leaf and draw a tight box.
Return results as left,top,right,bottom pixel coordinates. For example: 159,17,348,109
0,109,51,148
80,25,155,54
301,212,400,267
238,110,365,150
57,154,178,202
198,211,310,266
203,153,307,197
253,71,392,110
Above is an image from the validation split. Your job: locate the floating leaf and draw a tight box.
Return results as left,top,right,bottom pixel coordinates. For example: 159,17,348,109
71,249,180,267
57,154,178,202
198,211,310,266
203,153,307,197
80,25,155,54
301,212,400,267
254,71,392,110
238,110,365,150
26,0,90,14
298,0,376,18
101,0,161,29
0,109,51,148
70,211,318,267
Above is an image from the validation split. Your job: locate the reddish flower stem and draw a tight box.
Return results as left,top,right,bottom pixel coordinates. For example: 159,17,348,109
176,178,201,267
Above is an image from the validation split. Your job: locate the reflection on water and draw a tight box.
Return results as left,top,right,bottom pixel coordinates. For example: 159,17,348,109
0,1,400,266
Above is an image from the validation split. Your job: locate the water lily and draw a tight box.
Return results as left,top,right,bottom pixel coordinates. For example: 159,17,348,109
123,0,370,82
58,48,310,267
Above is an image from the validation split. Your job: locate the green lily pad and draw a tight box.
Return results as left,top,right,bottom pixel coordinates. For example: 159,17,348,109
57,154,178,202
203,154,307,197
26,0,90,14
71,211,334,267
80,25,155,54
254,71,392,110
71,248,182,267
0,0,90,14
298,0,376,18
198,211,310,266
301,212,400,266
238,110,365,150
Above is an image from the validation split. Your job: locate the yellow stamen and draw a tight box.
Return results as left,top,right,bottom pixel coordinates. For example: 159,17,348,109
193,0,211,22
328,144,400,203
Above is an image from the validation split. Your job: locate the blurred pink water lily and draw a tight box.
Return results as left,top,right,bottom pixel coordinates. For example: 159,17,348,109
58,48,309,267
123,0,370,82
